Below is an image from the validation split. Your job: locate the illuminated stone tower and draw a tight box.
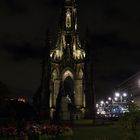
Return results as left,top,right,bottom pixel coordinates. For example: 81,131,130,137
49,0,86,120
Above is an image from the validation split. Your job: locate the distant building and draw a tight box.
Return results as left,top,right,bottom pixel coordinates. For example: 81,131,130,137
117,71,140,107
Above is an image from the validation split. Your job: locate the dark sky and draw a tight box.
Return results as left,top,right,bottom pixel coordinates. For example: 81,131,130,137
0,0,140,99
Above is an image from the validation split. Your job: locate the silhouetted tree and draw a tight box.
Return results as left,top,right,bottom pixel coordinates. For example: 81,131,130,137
33,30,51,120
53,82,63,123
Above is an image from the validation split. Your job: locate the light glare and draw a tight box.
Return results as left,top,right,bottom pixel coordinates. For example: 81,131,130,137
123,93,127,97
115,92,120,97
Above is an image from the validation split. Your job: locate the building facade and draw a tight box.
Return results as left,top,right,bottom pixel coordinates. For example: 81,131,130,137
117,71,140,107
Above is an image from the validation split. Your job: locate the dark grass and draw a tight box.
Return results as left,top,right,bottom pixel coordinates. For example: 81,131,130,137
69,119,140,140
69,119,124,140
72,125,123,140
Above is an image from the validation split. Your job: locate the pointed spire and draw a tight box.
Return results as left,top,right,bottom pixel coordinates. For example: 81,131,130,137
64,0,76,4
58,0,78,31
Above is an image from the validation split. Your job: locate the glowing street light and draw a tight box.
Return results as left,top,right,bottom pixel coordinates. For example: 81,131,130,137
114,97,118,101
106,101,109,104
131,100,134,103
96,103,99,108
123,93,127,97
108,97,112,101
114,92,127,103
115,92,120,97
100,100,104,105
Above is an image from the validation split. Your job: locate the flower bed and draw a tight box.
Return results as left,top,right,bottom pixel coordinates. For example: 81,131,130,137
0,123,73,140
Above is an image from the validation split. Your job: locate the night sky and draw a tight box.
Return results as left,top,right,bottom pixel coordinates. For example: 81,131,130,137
0,0,140,100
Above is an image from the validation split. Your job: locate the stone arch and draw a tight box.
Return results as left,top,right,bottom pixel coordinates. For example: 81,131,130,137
62,69,74,81
60,70,75,120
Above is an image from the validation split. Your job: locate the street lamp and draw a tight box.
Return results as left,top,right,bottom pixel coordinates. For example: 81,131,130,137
100,100,104,105
115,92,127,103
114,97,118,101
123,93,127,97
115,92,120,97
122,93,127,103
131,100,134,103
108,97,114,105
106,101,109,104
96,103,99,108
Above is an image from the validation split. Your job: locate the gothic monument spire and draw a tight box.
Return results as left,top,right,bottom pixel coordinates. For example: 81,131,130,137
49,0,86,120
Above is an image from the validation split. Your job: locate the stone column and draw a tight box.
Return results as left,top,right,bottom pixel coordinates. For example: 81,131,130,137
74,79,83,108
53,80,60,107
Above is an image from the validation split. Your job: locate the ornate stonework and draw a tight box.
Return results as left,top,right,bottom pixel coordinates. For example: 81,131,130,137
49,0,86,120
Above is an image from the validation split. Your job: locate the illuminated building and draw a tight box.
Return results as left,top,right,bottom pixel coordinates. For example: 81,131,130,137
49,0,86,120
117,71,140,107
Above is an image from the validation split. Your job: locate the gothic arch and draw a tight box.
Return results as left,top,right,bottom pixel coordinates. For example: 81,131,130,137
62,68,74,81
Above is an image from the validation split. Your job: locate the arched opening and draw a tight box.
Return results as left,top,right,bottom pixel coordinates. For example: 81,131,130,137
54,70,75,121
59,76,75,120
62,70,74,104
62,70,73,81
63,76,74,102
